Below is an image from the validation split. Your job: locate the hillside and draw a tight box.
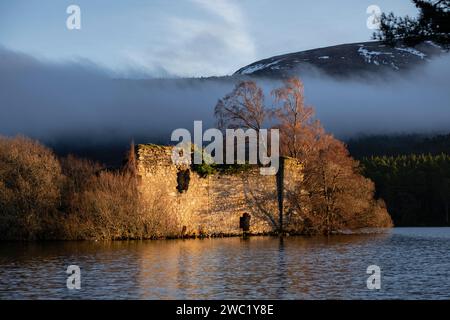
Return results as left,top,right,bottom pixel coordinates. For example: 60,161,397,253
234,40,448,78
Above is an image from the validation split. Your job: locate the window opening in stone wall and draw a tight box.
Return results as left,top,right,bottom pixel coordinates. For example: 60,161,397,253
177,169,190,193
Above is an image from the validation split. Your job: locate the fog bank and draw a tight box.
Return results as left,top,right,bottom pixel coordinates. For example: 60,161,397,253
1,46,449,149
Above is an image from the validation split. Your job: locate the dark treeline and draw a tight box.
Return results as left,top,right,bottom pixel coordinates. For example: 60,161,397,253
347,133,450,158
348,134,450,226
361,154,450,226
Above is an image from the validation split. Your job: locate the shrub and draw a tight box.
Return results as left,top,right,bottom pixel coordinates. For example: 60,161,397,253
0,136,63,240
63,170,140,240
61,151,180,240
0,137,180,240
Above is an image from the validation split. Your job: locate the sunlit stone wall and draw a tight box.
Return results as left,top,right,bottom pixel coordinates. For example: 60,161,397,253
137,144,302,236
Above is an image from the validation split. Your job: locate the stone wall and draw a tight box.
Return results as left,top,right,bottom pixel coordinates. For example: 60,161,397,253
137,144,302,236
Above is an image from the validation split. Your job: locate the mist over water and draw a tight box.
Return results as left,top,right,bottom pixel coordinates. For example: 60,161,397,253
1,46,449,150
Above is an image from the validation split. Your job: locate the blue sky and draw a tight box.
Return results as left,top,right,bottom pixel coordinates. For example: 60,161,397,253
0,0,417,77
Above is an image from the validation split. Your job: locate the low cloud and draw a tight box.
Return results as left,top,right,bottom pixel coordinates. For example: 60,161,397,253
0,46,449,152
299,56,450,138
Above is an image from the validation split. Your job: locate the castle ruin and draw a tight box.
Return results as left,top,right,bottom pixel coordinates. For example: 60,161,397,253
137,144,303,236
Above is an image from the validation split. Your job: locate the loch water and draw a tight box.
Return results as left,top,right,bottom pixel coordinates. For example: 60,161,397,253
0,228,449,299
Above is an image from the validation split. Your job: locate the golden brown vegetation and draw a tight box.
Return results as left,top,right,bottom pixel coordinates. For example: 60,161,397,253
273,78,392,234
0,137,180,240
0,136,62,240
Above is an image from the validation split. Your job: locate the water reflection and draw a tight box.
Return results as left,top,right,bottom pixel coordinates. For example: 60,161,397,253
0,229,448,299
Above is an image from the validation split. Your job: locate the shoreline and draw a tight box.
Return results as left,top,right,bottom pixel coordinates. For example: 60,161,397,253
0,227,398,242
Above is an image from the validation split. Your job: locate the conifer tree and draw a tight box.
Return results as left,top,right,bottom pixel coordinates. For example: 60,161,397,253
373,0,449,46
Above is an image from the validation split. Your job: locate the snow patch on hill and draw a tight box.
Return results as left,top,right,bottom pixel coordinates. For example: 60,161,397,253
395,47,426,59
238,59,284,74
357,46,393,64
